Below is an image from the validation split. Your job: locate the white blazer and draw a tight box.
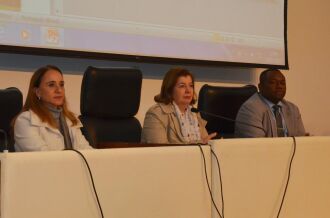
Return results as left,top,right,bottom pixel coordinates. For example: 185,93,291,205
14,110,93,151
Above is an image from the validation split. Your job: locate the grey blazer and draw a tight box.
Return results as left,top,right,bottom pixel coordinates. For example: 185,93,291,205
141,103,208,144
235,93,306,138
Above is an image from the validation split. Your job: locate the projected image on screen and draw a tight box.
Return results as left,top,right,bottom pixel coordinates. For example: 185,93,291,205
0,0,286,66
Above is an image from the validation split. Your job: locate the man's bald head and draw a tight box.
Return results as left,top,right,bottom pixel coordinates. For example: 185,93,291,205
258,69,286,104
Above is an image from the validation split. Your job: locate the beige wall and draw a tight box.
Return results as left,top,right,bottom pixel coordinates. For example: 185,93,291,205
283,0,330,135
1,0,330,135
249,0,330,135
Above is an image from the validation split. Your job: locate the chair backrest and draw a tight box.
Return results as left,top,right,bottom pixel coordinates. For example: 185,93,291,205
198,84,257,138
0,87,23,151
80,66,142,147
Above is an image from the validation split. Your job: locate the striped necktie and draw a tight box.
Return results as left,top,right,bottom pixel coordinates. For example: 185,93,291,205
272,105,285,137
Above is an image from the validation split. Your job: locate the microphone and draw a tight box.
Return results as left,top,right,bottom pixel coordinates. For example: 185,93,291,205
191,108,264,132
0,129,9,153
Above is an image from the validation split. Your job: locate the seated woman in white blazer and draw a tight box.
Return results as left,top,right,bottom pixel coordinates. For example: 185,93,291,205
141,67,217,144
14,65,92,151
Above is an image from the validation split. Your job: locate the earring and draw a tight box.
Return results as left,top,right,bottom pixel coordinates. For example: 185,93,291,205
37,95,41,100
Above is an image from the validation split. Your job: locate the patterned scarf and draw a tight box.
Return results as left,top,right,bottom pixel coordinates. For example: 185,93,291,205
172,102,201,143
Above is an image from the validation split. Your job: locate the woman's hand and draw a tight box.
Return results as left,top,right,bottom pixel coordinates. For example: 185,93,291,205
201,132,217,144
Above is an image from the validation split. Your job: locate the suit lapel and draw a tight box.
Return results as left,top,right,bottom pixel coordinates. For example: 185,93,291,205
281,104,292,136
30,110,62,136
159,103,185,142
265,109,277,137
169,113,186,142
258,94,277,137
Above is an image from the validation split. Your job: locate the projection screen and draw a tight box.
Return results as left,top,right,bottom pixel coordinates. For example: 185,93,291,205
0,0,288,67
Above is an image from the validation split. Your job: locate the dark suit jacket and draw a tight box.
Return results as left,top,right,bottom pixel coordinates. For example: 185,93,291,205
235,93,306,138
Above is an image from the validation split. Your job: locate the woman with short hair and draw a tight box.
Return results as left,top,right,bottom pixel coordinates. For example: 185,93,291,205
141,67,216,144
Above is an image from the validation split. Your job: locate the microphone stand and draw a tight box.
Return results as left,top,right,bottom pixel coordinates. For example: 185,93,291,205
191,108,264,132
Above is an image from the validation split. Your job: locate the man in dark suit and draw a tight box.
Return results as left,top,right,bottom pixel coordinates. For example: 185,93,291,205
235,69,306,138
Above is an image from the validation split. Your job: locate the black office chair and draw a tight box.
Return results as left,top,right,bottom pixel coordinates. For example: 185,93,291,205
198,84,257,138
80,66,143,147
0,87,23,152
